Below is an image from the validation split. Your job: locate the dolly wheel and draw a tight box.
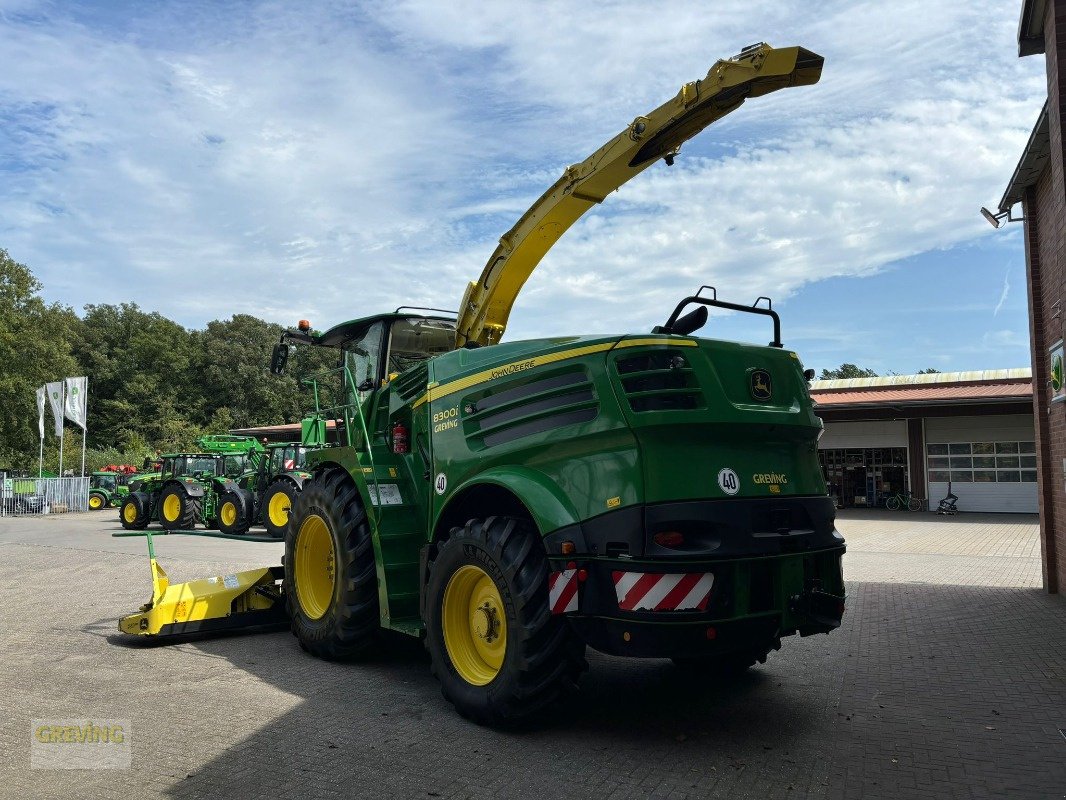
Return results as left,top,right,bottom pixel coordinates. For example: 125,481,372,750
217,491,250,535
263,480,297,539
88,492,106,511
285,467,378,659
119,492,150,530
158,484,199,530
425,516,587,726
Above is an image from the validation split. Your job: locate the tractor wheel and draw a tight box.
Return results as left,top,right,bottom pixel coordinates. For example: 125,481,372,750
425,516,587,726
263,480,298,539
88,492,106,511
217,490,250,535
158,484,199,530
119,492,150,530
285,467,378,660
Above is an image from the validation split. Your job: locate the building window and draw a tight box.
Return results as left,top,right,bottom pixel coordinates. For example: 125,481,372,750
926,442,1037,483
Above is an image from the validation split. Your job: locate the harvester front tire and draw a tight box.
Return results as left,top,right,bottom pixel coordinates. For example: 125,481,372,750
285,467,378,660
263,480,298,539
217,490,250,535
425,516,587,726
158,484,199,530
119,492,150,530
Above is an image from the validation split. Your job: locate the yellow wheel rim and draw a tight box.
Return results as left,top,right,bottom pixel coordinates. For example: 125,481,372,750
442,565,507,686
295,514,335,620
162,493,181,522
89,495,103,509
220,501,237,527
122,502,138,523
268,490,291,527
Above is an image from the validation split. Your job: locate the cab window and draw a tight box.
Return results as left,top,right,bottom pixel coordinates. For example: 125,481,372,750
387,318,456,376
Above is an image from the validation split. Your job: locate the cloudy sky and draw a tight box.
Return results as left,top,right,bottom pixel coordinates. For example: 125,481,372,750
0,0,1047,374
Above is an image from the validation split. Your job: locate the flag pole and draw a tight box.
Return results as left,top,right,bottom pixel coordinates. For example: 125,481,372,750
38,434,43,478
80,378,88,477
58,382,65,477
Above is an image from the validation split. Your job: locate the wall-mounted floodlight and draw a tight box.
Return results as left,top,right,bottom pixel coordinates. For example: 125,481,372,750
980,206,1025,229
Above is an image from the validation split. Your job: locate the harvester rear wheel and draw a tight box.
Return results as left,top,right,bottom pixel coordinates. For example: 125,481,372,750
425,516,587,726
119,492,150,530
263,480,297,539
285,467,378,659
158,484,199,530
217,490,250,535
88,492,106,510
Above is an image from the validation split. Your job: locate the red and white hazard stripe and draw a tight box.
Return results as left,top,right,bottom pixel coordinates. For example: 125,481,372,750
612,571,714,611
548,569,579,614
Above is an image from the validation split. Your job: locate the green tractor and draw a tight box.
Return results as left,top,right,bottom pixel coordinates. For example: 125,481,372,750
215,442,315,538
119,452,243,531
262,44,846,725
88,471,132,510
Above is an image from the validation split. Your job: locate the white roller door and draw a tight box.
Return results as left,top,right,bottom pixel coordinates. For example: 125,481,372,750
925,415,1037,513
819,420,907,449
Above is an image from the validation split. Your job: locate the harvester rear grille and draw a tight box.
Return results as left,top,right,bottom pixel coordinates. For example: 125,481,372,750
614,349,705,412
465,368,598,448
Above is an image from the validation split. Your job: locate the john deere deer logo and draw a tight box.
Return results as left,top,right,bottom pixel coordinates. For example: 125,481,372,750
750,369,772,401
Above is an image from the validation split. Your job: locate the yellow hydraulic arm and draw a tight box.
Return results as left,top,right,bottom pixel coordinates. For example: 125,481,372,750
454,42,824,348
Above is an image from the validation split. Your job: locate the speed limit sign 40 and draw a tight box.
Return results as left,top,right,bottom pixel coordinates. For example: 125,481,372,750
717,468,740,495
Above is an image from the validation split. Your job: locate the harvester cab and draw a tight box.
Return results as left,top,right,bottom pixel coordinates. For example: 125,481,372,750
117,42,845,727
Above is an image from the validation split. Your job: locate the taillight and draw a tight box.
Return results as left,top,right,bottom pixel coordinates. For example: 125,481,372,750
653,531,685,548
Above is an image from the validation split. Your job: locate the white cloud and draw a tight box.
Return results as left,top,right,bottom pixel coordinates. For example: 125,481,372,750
0,0,1048,349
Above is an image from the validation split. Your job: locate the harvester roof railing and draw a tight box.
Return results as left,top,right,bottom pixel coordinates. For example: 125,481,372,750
453,43,823,348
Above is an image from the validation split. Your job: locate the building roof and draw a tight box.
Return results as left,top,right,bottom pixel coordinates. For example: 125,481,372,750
1018,0,1048,56
230,420,338,438
811,369,1033,409
999,102,1050,211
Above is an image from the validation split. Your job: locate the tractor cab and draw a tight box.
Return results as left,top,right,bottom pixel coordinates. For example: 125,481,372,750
89,472,118,492
160,454,224,481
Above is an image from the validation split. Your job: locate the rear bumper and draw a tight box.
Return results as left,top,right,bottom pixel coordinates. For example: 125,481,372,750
545,497,846,658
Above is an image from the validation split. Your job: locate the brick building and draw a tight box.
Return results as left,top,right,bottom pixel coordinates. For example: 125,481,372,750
996,0,1066,592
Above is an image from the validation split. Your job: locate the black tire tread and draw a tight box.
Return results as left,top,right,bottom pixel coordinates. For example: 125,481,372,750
263,479,298,539
158,484,199,530
217,490,251,535
425,515,587,726
119,492,150,530
285,467,378,660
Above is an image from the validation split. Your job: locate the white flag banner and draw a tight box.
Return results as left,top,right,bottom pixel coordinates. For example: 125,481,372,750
36,385,46,439
46,381,64,437
64,376,87,430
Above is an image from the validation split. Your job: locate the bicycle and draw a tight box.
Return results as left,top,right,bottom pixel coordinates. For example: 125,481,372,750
884,491,924,512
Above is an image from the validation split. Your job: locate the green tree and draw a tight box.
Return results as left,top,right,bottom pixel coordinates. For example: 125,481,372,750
917,367,941,374
818,363,879,380
0,249,80,469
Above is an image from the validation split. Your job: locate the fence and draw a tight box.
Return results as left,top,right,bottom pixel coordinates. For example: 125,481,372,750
0,477,90,516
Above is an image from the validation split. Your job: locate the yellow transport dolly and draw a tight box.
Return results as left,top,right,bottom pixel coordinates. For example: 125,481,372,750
113,529,286,639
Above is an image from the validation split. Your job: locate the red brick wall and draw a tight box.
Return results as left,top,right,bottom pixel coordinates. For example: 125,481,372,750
1023,0,1066,592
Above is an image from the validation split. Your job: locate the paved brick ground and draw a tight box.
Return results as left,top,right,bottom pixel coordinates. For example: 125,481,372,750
0,510,1063,800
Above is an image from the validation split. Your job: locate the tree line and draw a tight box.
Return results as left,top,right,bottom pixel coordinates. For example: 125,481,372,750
0,249,332,473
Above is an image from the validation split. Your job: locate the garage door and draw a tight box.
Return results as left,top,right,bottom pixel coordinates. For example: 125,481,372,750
925,415,1037,513
819,420,907,449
